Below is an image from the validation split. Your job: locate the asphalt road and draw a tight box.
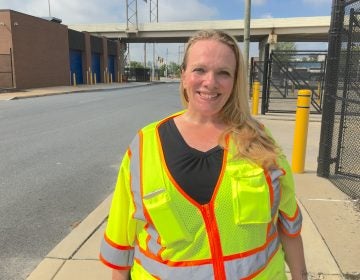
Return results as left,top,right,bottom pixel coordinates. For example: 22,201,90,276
0,83,182,280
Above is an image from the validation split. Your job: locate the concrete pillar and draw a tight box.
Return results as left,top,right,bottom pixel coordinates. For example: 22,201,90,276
259,33,277,61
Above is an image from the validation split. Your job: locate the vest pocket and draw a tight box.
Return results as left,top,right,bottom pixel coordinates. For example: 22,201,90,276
231,170,271,225
143,189,192,246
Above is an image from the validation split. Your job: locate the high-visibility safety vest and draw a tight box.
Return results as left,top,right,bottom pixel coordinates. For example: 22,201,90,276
100,112,302,280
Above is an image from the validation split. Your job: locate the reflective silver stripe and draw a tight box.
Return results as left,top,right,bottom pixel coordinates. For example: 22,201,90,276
134,248,214,280
269,169,283,217
268,221,277,237
278,208,302,235
134,236,280,280
100,237,134,267
224,235,281,279
129,133,145,221
146,225,163,254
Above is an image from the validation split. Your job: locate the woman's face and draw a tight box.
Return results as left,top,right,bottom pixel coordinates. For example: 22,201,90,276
181,39,236,119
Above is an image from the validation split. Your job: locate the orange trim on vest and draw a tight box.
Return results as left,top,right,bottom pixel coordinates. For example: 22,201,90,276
278,222,302,237
265,171,274,208
241,246,281,280
104,233,134,250
279,205,300,221
99,253,132,270
138,243,213,266
222,230,278,262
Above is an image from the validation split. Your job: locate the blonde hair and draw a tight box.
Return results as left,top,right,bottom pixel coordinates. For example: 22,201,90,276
180,30,280,169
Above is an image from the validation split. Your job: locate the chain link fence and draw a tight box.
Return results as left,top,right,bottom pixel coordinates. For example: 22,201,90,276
317,0,360,199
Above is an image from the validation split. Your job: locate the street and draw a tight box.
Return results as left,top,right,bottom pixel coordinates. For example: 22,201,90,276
0,83,182,280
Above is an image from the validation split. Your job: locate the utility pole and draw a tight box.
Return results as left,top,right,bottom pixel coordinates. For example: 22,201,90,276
150,0,158,81
244,0,251,71
165,48,168,77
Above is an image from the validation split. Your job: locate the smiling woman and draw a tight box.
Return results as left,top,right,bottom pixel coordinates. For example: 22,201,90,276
100,30,307,280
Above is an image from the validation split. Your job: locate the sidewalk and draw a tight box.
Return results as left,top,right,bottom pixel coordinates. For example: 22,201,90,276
3,83,357,280
0,82,153,101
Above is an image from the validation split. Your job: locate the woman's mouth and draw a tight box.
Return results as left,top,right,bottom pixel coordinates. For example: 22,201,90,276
198,92,220,100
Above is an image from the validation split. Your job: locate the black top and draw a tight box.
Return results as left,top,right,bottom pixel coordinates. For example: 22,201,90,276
158,118,224,205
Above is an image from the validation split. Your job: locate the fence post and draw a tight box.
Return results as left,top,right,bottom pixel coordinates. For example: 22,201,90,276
317,0,345,178
261,43,270,115
292,90,312,173
251,81,260,115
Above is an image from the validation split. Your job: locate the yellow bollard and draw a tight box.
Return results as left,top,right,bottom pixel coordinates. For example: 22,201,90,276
251,81,260,115
72,73,77,87
292,90,312,173
110,73,113,83
94,73,97,85
90,71,93,85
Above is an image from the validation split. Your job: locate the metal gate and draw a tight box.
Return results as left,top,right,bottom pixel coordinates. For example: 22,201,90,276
250,49,327,114
317,0,360,198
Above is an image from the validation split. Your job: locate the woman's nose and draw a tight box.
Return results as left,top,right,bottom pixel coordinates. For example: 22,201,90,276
203,71,217,86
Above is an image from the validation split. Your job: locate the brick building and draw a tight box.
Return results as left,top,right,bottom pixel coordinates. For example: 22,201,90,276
0,10,125,90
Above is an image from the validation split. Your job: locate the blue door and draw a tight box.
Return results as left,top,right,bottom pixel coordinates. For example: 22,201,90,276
108,55,115,82
69,49,83,84
91,53,101,83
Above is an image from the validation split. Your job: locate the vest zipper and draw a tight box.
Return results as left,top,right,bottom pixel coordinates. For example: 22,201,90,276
201,204,226,280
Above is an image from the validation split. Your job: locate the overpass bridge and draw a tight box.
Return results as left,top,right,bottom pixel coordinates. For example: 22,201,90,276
68,16,331,44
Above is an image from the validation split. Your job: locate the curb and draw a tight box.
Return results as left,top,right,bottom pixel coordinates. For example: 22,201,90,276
10,83,154,100
26,195,112,280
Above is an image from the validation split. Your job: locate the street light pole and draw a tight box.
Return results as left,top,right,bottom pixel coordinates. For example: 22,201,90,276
243,0,251,71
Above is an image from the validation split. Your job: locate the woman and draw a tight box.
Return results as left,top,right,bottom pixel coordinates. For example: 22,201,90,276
100,30,307,280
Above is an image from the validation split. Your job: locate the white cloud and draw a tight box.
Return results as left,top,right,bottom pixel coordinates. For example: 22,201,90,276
0,0,219,64
0,0,218,24
260,13,273,19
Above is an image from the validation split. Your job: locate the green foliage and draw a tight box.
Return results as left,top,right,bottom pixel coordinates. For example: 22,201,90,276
129,61,144,68
168,62,181,77
274,42,297,51
274,42,297,62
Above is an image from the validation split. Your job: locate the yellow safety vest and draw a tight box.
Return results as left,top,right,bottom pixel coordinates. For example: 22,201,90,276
100,112,302,280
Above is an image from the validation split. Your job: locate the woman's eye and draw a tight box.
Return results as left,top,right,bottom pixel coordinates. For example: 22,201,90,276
193,68,204,73
219,71,231,76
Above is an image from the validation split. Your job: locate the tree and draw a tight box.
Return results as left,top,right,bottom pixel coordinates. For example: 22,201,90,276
168,62,181,77
274,42,296,52
159,64,166,77
129,61,144,68
273,42,297,62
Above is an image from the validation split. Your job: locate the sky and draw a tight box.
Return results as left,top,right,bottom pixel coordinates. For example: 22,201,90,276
0,0,332,63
